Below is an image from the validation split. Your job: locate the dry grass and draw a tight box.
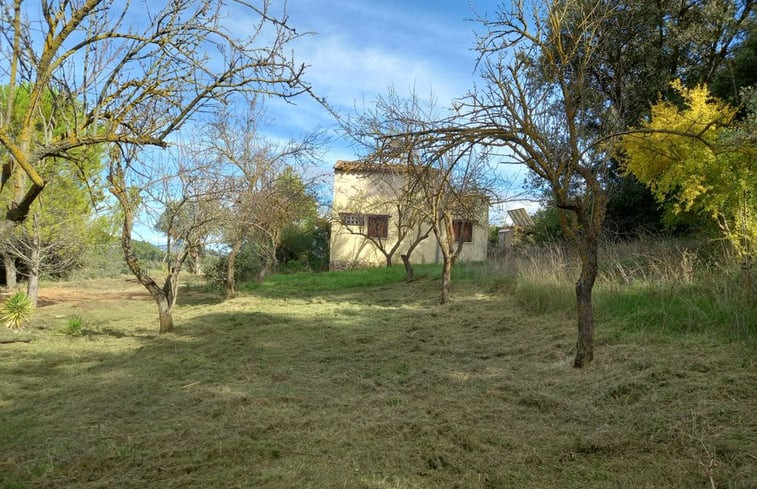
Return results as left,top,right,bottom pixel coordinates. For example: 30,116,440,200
0,271,755,488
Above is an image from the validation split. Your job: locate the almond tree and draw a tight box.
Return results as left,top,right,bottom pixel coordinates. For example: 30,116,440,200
202,103,320,298
350,91,493,303
0,0,309,247
108,145,222,333
0,0,316,333
369,1,618,365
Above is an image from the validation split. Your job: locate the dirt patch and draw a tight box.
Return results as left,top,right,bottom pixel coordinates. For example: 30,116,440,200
2,282,152,307
36,287,152,307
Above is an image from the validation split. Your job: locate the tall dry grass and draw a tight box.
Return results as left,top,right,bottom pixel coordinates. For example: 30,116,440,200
477,237,755,340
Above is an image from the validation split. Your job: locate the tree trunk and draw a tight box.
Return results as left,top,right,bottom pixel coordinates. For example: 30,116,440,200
26,213,40,306
27,264,39,308
110,176,180,334
401,228,430,283
257,259,269,285
401,254,414,282
573,240,599,368
3,252,16,289
440,254,452,304
156,294,174,334
385,254,392,267
226,239,242,299
189,248,202,275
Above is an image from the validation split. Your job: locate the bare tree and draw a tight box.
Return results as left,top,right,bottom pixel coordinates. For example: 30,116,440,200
0,0,309,246
348,91,493,303
4,211,88,306
381,0,622,366
108,146,221,333
354,1,623,365
202,103,320,298
0,0,315,333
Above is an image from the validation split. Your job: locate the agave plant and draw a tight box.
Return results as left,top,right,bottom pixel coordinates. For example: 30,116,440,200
2,291,33,330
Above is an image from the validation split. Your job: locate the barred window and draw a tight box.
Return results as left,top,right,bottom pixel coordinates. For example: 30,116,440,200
340,213,364,226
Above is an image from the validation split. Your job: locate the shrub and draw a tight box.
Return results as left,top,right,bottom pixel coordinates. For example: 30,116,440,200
2,292,33,330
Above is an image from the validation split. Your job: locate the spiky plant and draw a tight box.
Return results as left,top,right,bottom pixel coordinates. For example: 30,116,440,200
2,291,33,330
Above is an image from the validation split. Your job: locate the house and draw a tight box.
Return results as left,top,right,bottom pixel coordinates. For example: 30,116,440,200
329,160,489,270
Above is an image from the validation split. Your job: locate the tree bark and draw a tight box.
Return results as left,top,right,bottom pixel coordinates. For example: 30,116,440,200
226,238,242,299
189,248,202,275
26,215,40,307
156,294,174,334
401,227,430,282
3,252,17,289
401,254,414,282
573,240,599,368
256,259,269,285
440,254,452,304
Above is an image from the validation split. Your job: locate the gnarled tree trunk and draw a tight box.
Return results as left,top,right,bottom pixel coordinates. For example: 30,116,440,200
26,214,40,307
440,254,453,304
110,175,185,335
3,252,17,289
401,254,414,282
156,294,174,333
573,239,599,368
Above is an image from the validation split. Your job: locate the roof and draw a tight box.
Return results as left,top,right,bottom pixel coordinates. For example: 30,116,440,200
334,160,408,173
507,208,534,227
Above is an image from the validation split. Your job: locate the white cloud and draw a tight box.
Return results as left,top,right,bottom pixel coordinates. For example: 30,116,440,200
294,33,469,110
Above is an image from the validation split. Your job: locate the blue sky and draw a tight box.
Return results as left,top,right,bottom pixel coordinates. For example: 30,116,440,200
264,0,498,150
254,0,537,222
137,0,536,244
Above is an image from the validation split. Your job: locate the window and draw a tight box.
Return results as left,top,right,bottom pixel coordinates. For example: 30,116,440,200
340,213,364,227
367,215,389,238
453,219,473,242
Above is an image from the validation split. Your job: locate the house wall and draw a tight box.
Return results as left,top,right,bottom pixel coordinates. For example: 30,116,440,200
329,168,488,269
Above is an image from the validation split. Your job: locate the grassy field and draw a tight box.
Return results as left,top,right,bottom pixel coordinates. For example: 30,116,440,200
0,266,755,488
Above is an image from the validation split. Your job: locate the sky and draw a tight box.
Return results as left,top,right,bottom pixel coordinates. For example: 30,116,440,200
254,0,540,224
137,0,539,244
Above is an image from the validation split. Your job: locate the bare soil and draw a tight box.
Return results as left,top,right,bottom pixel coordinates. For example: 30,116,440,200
34,285,152,306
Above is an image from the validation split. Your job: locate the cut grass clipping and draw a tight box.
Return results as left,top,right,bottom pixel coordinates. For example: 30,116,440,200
1,265,755,489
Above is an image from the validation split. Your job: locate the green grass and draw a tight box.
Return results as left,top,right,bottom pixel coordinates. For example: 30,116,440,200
486,239,756,341
243,264,441,296
0,264,755,488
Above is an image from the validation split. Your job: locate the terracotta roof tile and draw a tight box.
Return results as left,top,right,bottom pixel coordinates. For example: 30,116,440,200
334,160,408,173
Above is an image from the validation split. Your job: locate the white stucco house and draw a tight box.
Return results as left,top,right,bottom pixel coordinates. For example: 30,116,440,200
329,160,489,270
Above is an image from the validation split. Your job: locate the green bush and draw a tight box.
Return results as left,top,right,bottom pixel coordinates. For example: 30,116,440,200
208,241,264,290
2,292,33,330
530,206,564,243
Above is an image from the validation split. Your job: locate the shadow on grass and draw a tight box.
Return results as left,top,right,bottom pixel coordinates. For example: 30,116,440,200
1,279,755,489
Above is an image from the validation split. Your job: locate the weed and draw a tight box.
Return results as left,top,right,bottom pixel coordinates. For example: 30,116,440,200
60,316,84,336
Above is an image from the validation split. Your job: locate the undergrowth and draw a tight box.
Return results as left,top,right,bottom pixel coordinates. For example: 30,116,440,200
481,237,755,341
